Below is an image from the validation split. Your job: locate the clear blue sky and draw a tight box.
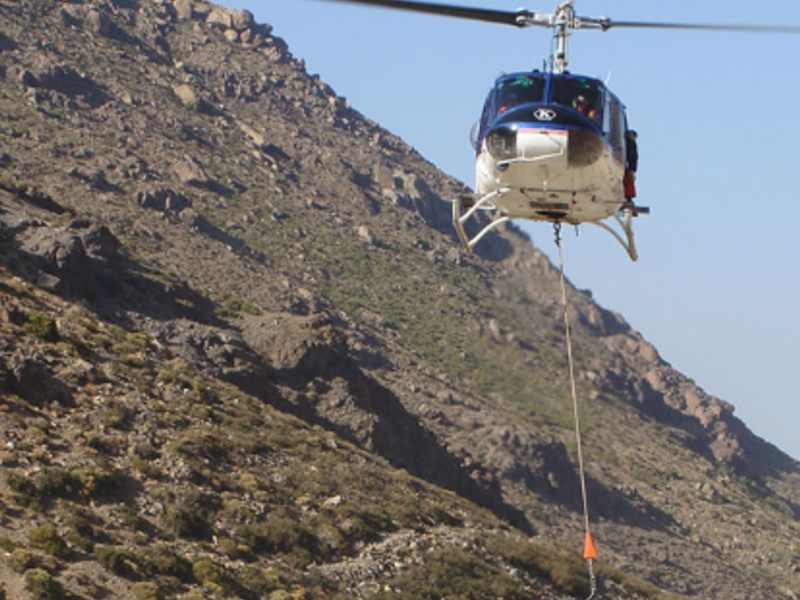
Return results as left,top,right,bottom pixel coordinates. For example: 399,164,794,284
227,0,800,460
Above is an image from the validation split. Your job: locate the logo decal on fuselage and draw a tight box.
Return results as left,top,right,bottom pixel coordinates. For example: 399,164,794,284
533,108,557,121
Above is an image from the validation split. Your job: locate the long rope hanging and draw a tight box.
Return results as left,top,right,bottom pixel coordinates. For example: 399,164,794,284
554,223,598,600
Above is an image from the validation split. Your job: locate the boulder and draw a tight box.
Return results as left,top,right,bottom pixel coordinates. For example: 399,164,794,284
85,9,118,39
206,7,254,31
7,351,74,407
172,155,209,186
237,121,265,147
173,83,200,110
136,187,192,214
173,0,194,20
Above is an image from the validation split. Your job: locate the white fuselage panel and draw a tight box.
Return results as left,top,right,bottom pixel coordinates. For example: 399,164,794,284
475,127,624,224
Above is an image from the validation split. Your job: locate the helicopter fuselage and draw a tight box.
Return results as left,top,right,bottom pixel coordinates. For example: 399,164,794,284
473,71,629,225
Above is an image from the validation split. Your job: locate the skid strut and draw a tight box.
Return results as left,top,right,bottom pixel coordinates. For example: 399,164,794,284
451,188,511,252
591,202,649,262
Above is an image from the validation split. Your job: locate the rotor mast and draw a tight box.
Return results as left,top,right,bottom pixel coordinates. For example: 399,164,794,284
552,1,573,73
516,0,580,74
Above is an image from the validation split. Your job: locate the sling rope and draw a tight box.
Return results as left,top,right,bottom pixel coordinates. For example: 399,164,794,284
553,223,598,600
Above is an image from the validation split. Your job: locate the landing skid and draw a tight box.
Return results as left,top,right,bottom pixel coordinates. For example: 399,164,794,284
590,202,650,261
451,190,649,261
451,188,512,251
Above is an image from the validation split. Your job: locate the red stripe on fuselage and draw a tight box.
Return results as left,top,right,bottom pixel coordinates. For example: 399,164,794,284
516,127,568,136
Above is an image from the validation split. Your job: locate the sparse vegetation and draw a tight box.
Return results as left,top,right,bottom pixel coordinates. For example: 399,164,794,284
372,547,526,600
216,292,262,318
234,514,325,565
486,535,589,596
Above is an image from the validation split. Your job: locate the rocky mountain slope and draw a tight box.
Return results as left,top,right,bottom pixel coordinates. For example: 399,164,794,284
1,0,799,598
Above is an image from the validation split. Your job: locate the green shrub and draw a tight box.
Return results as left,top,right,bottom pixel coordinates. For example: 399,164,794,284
26,524,69,559
109,504,144,532
65,512,97,552
131,581,163,600
7,465,123,509
145,546,193,583
0,536,16,552
336,506,394,547
235,515,324,565
99,400,134,429
166,505,212,541
269,590,310,600
10,548,34,573
192,559,234,595
72,465,124,500
35,468,78,499
95,545,142,579
6,473,41,509
23,569,65,600
239,566,281,596
23,313,59,342
216,293,262,318
7,469,77,510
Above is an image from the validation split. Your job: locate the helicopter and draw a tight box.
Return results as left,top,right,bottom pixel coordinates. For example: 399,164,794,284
306,0,800,260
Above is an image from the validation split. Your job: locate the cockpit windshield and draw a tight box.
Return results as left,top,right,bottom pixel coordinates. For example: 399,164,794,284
495,74,545,113
551,75,603,122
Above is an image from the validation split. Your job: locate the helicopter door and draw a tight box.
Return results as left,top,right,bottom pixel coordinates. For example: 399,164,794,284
605,94,625,165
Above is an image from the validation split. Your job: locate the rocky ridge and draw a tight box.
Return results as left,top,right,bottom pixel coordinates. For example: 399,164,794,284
0,0,799,598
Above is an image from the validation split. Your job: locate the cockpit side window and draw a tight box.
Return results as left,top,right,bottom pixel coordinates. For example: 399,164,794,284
473,90,494,150
495,75,545,113
551,76,603,122
605,94,624,164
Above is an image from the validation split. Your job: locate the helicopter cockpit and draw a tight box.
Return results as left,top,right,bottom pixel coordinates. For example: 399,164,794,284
550,75,603,122
496,74,546,112
475,72,611,154
482,72,607,132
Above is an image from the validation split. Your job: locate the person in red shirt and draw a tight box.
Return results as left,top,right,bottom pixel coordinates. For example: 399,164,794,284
624,129,638,204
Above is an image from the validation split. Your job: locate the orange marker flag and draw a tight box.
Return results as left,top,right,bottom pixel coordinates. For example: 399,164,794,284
583,531,598,560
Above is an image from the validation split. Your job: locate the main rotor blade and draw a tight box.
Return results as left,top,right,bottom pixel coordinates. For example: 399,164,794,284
311,0,537,27
599,19,800,35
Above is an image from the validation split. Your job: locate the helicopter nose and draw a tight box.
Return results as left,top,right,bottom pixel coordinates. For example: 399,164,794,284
568,129,603,167
486,127,518,160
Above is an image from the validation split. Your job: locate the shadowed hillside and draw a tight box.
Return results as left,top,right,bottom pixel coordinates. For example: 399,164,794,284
0,0,799,598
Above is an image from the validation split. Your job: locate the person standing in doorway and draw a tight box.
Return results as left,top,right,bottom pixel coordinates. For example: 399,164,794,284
624,129,638,205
